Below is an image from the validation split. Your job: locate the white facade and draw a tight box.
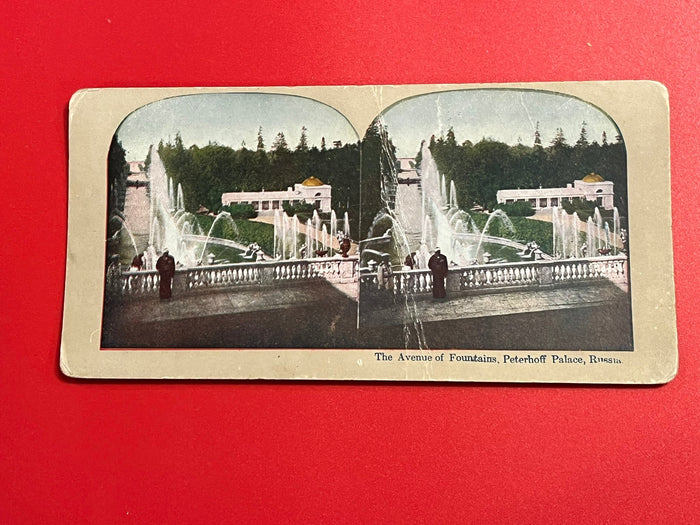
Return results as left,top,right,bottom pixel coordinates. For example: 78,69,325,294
496,178,614,210
221,177,332,215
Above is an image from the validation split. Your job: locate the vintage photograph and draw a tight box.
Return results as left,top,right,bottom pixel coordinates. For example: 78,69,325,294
102,93,363,348
61,83,675,381
102,89,632,351
357,89,632,350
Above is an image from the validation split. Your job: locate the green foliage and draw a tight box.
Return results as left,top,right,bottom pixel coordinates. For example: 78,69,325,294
107,136,129,237
197,216,276,256
220,203,257,219
282,201,316,216
425,126,627,216
561,197,596,219
508,218,555,255
361,120,396,240
157,130,362,239
471,213,554,255
495,201,535,217
233,220,275,255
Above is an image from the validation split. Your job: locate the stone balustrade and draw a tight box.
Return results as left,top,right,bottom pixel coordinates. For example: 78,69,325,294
113,256,360,297
360,255,628,296
113,255,626,299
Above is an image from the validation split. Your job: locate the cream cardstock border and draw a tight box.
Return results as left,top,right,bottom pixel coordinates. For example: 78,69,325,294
61,82,677,383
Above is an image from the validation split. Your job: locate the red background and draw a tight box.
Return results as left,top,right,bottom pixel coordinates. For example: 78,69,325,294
2,1,699,523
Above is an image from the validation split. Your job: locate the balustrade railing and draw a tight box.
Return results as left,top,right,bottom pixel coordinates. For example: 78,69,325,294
114,256,625,299
360,256,628,297
114,256,359,297
185,264,261,291
112,271,160,296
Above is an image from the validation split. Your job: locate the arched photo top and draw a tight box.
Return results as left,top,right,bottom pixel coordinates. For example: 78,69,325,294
113,92,361,161
371,88,624,158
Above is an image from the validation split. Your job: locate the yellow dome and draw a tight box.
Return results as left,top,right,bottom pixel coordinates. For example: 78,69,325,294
582,173,605,183
301,176,324,186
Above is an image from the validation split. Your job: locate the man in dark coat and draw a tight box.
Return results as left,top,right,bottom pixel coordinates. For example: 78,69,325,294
428,247,448,300
156,249,176,299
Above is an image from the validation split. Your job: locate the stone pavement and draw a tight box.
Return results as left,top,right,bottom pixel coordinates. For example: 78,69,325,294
102,280,360,348
359,281,632,350
360,281,629,326
102,279,633,351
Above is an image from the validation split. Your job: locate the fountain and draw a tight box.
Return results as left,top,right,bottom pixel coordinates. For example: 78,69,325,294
275,207,352,259
552,204,621,259
363,140,531,269
108,215,139,260
137,147,249,267
274,209,303,260
199,211,240,262
412,141,523,266
146,148,199,265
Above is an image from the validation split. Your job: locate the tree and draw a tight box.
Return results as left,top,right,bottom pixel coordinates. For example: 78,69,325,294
143,146,152,172
361,120,396,239
296,126,309,152
551,127,567,147
576,121,589,147
534,121,542,147
107,135,129,216
271,132,289,152
256,126,265,151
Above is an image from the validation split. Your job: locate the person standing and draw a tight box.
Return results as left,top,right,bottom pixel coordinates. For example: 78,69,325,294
131,252,144,271
156,249,176,300
404,252,417,270
377,256,393,292
428,246,448,300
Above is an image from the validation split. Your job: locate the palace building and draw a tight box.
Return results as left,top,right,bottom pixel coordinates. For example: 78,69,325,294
221,176,332,215
496,173,614,210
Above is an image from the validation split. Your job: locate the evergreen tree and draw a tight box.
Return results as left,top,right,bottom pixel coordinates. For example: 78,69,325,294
296,126,309,152
107,135,129,216
361,120,396,239
576,121,589,147
551,127,567,146
271,132,289,152
256,126,265,151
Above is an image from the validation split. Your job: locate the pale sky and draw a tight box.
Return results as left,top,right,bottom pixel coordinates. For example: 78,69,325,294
115,90,622,162
116,93,361,161
379,89,621,158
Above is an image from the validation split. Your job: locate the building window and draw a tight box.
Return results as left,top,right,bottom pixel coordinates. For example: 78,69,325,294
272,201,280,210
506,199,514,204
551,198,558,206
528,198,536,206
315,200,321,209
252,202,259,211
262,201,269,210
539,198,547,208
